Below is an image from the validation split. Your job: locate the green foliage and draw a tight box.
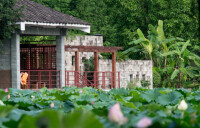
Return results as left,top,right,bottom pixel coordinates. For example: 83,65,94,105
30,0,199,59
126,80,137,89
0,0,22,44
141,80,151,88
153,68,161,87
2,87,200,127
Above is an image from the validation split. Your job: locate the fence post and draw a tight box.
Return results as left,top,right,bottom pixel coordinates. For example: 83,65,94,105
38,71,41,89
28,71,30,89
49,71,52,88
84,72,87,87
94,72,96,88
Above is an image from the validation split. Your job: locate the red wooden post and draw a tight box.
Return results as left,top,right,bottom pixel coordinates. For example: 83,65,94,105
84,72,87,87
75,51,79,87
28,71,31,89
112,52,116,88
49,71,52,88
94,72,96,88
94,51,98,88
35,49,38,69
38,71,41,89
43,47,45,69
27,51,30,69
102,72,105,89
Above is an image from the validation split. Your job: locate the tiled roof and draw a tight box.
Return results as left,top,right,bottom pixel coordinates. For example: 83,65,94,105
14,0,90,25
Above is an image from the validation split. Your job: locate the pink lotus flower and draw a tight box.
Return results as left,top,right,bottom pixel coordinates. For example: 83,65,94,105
7,94,10,100
4,88,8,92
137,117,152,128
50,102,54,108
91,101,95,105
108,103,128,125
79,89,82,94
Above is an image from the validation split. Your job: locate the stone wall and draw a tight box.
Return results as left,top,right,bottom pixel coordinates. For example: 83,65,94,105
65,35,153,89
0,40,11,70
65,36,103,71
99,59,153,89
0,40,11,88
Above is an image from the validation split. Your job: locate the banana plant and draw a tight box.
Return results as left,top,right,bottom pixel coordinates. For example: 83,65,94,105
123,20,178,67
123,28,153,60
162,40,200,88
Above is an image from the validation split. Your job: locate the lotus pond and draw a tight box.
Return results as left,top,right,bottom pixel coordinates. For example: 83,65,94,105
1,87,200,128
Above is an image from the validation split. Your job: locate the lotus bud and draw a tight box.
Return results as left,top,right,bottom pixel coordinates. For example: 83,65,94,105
178,100,188,111
4,88,8,92
108,103,128,125
137,117,152,128
50,102,54,108
79,89,82,94
0,100,5,106
7,94,10,100
31,95,35,101
91,101,95,105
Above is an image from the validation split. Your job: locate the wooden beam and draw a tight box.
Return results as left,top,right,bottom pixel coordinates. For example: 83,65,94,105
75,51,79,87
94,52,99,88
112,52,116,88
65,45,122,53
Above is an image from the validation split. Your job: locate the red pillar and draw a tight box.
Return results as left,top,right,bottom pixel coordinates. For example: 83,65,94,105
94,52,98,88
112,52,116,88
75,51,79,87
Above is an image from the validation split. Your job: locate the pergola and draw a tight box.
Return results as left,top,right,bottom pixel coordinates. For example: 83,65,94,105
65,45,122,88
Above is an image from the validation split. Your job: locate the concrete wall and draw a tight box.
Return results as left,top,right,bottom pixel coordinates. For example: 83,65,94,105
0,40,11,88
65,35,153,89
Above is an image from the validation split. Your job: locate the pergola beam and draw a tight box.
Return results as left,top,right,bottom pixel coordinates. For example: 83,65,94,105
65,45,122,53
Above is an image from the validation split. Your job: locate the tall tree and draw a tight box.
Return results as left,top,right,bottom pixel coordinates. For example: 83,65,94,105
0,0,22,44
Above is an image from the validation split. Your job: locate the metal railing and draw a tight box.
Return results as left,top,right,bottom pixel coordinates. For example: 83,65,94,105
65,71,120,89
21,70,60,89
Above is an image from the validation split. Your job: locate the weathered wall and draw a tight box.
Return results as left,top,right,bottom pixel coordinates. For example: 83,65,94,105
0,40,11,88
99,59,153,89
65,35,153,89
65,36,103,71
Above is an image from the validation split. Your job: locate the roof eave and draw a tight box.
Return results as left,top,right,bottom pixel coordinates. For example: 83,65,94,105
16,21,91,33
